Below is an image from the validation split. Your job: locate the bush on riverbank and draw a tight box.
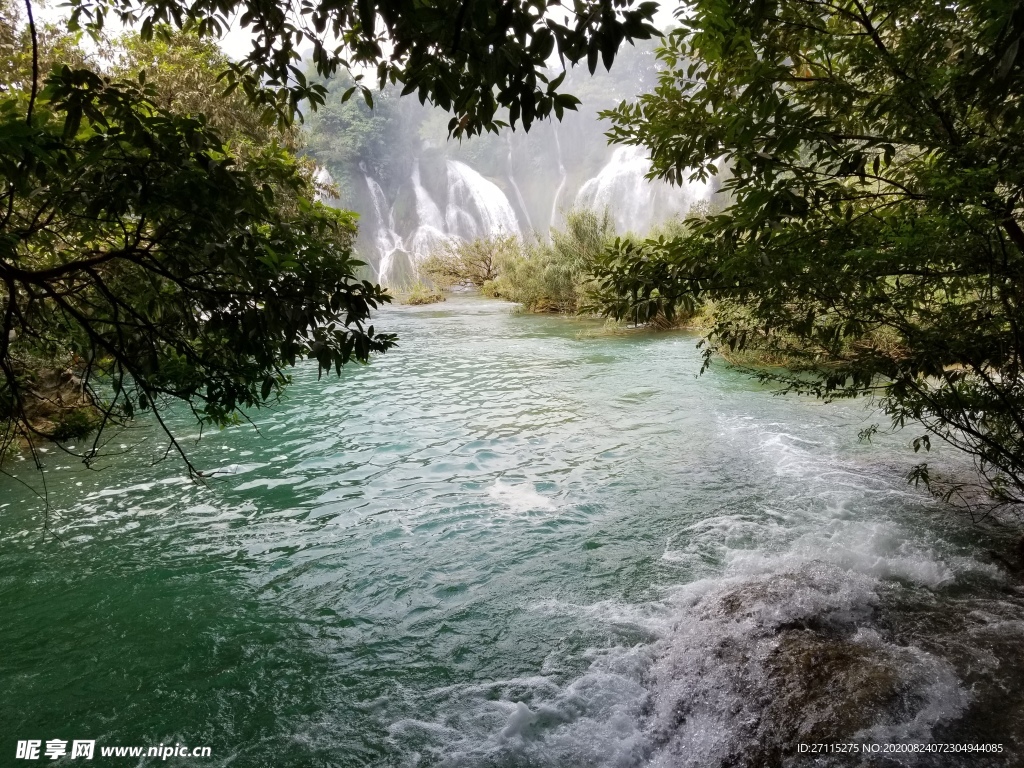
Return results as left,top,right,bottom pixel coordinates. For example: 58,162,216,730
421,236,517,289
1,349,104,456
401,283,447,305
486,209,613,313
423,209,615,313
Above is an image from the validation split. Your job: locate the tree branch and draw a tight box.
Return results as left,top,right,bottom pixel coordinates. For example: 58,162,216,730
23,0,38,126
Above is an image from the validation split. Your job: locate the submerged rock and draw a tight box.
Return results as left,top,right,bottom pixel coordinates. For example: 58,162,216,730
643,569,970,768
761,631,904,761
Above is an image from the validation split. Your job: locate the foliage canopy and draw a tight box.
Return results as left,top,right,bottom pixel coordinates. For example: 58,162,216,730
591,0,1024,511
1,18,393,472
67,0,661,136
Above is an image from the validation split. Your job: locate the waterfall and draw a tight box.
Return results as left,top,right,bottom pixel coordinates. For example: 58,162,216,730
364,160,524,287
412,162,446,231
313,166,336,203
365,175,413,286
408,163,451,260
549,128,568,232
575,146,713,234
574,147,652,233
445,161,521,240
506,135,534,233
365,175,399,247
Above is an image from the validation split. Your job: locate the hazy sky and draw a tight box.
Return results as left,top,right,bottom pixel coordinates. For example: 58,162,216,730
33,0,677,65
33,3,251,58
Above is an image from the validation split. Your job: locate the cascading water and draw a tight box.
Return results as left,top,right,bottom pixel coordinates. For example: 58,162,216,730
506,135,534,233
446,160,522,240
313,166,336,203
408,162,451,261
576,146,713,233
412,163,446,232
575,147,649,232
364,175,412,285
362,161,522,287
549,127,569,231
352,114,718,288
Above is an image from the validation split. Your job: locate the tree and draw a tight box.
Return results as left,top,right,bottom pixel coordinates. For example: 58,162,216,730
302,73,424,205
590,0,1024,513
2,0,661,476
421,236,512,289
111,29,298,152
65,0,660,136
1,16,393,473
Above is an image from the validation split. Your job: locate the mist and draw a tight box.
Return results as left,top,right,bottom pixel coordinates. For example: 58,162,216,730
303,39,716,287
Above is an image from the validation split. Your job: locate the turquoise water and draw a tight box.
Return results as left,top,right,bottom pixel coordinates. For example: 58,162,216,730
2,295,1022,766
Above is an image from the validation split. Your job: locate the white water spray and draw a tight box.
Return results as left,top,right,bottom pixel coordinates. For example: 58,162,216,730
365,175,411,285
549,127,568,231
576,146,713,233
446,161,521,240
408,162,452,260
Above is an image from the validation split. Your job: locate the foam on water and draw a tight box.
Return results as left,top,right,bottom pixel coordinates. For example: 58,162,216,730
381,406,1008,767
4,297,1021,767
488,480,557,513
395,564,973,766
388,668,652,767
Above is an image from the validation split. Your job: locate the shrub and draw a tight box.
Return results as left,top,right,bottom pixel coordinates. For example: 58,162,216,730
488,209,614,313
403,283,446,305
420,236,519,289
49,407,103,443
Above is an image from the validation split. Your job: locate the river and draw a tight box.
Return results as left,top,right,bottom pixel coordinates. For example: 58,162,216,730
2,295,1022,766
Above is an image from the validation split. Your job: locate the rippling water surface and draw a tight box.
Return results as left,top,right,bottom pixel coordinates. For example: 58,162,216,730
3,295,1023,766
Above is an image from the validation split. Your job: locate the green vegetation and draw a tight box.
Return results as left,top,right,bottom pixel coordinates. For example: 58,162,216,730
402,283,446,305
489,209,612,313
589,0,1024,512
303,74,426,208
65,0,659,138
423,210,615,313
1,14,393,471
421,235,515,291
